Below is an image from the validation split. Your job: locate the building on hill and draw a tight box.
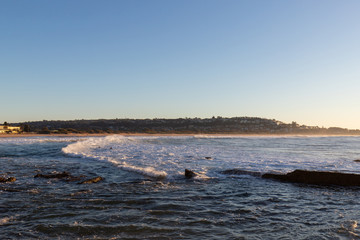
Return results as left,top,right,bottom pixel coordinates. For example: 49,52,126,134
0,125,21,134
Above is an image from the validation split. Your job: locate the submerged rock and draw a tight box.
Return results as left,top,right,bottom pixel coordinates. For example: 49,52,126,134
79,176,103,184
185,169,197,179
65,176,87,182
221,169,262,177
34,171,71,179
34,171,103,184
34,171,84,182
262,170,360,186
0,177,16,183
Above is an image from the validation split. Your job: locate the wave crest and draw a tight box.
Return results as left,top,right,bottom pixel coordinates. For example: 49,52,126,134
62,135,169,179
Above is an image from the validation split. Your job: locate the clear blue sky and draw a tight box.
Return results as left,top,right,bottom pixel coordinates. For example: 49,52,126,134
1,0,360,129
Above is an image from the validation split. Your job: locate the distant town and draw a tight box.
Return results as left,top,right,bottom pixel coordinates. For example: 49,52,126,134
1,117,360,135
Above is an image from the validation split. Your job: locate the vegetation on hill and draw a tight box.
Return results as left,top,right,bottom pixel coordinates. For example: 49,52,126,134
9,117,360,135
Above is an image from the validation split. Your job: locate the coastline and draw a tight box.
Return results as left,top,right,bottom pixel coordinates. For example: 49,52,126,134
1,133,360,138
0,133,196,138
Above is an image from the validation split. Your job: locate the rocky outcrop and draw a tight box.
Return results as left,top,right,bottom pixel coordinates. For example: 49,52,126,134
185,169,197,179
262,170,360,186
34,171,103,184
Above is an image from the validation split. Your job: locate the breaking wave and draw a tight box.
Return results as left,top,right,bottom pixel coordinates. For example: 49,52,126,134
62,135,202,179
61,135,360,179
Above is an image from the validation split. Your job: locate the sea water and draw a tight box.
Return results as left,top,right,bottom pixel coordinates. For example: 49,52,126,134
1,135,360,239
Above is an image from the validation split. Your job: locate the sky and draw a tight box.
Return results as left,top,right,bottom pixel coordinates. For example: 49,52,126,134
1,0,360,129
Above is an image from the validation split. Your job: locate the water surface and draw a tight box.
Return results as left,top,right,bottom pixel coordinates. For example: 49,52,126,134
1,135,360,239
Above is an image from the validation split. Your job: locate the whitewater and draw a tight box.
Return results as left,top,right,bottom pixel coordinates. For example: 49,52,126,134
1,135,360,239
62,135,360,178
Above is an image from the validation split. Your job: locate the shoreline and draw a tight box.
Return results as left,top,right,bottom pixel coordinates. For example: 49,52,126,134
1,133,360,138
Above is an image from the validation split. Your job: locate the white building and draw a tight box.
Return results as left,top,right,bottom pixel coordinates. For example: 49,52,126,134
0,125,21,133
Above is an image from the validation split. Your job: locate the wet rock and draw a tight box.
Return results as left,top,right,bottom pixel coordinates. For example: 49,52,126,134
262,169,360,186
79,176,103,184
34,171,104,184
0,177,16,183
185,169,196,179
354,159,360,163
34,171,71,179
65,175,88,182
205,157,212,160
221,169,262,177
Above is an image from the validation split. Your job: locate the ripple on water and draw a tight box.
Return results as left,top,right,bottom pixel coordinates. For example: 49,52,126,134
337,220,360,239
35,223,177,239
2,136,360,239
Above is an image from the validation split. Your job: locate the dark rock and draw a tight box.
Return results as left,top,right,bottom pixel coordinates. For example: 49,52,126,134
79,176,103,184
354,159,360,163
65,175,87,182
262,169,360,186
0,177,16,183
185,169,197,179
34,171,104,184
205,157,212,160
221,169,262,177
34,171,71,179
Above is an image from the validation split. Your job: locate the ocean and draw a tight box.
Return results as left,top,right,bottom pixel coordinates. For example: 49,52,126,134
1,135,360,239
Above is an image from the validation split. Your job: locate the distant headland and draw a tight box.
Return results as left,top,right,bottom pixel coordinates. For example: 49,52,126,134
3,117,360,135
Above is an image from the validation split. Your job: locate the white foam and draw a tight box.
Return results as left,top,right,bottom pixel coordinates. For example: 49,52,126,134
61,135,360,179
119,162,168,179
62,135,174,179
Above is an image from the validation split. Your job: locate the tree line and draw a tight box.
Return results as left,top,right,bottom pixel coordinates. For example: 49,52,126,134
9,117,360,135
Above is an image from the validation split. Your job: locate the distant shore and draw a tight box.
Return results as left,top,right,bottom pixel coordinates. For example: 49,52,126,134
1,133,360,138
0,133,195,138
0,133,108,138
10,117,360,136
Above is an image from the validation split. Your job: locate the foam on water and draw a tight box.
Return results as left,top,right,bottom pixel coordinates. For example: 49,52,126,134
62,136,177,178
62,135,219,179
61,135,360,179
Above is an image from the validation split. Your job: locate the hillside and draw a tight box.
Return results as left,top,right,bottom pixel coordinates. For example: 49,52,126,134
12,117,360,135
